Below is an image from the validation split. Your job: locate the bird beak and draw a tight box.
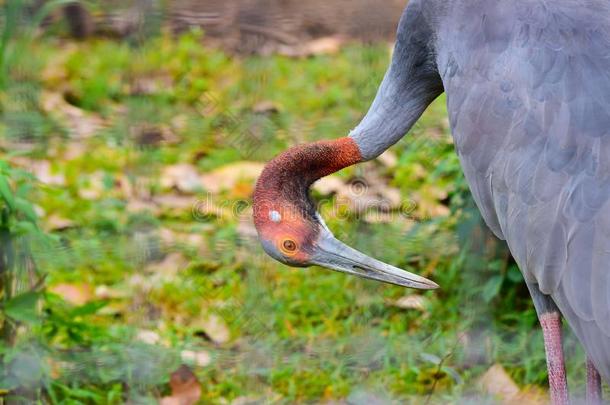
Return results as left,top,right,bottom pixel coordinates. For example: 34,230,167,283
310,230,439,290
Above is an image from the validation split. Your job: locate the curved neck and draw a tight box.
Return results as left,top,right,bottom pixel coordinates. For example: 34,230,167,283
253,137,363,224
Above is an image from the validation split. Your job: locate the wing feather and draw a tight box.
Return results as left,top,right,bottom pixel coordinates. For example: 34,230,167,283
442,0,610,377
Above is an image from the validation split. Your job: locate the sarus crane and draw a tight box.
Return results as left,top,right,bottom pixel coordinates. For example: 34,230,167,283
252,0,610,403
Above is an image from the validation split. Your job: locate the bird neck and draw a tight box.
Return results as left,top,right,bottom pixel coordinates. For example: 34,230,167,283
253,137,363,224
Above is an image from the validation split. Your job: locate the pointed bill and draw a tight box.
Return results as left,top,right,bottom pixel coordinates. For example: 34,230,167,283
311,230,439,290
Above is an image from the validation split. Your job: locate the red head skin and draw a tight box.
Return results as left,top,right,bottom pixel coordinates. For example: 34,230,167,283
253,137,363,265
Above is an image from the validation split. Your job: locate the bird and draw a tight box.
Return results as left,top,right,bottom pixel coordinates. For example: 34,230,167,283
252,0,610,403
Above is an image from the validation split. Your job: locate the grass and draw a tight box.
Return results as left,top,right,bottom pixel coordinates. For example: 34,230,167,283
0,28,589,403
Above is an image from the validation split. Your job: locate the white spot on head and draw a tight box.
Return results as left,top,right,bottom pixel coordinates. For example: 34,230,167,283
269,210,281,223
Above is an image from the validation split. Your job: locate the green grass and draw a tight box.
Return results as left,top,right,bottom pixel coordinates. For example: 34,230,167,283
0,29,589,403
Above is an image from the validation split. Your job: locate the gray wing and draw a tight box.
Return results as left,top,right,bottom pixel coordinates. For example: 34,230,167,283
440,0,610,377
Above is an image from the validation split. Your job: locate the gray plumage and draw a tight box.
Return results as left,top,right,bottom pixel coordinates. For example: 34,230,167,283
350,0,610,379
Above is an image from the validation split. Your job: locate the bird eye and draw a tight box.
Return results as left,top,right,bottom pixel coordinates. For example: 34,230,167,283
281,239,297,254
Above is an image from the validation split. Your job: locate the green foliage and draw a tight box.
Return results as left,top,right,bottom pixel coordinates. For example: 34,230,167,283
0,24,588,403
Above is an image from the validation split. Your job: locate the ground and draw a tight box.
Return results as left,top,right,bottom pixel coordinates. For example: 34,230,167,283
0,25,590,404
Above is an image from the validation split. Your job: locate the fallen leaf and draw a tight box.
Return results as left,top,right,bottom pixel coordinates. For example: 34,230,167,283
130,75,173,96
279,36,344,57
231,397,261,405
63,141,88,160
180,350,212,367
478,364,520,403
49,283,94,306
146,252,189,280
155,195,196,211
376,150,398,168
161,164,202,194
12,159,65,186
160,365,202,405
200,162,264,194
193,314,230,344
389,295,428,311
94,285,126,300
40,91,104,139
136,329,161,345
126,199,159,214
44,215,75,231
313,175,345,196
509,386,547,405
252,100,279,115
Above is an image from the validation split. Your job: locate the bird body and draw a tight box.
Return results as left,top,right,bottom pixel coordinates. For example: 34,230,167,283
443,0,610,381
254,0,610,400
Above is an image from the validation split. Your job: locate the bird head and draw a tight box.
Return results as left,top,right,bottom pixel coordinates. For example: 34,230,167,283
252,137,438,290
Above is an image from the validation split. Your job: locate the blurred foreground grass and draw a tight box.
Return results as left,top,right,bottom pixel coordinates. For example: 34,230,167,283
0,30,587,404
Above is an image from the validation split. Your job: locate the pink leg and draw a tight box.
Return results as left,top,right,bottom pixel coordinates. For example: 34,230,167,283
586,357,602,405
540,312,569,405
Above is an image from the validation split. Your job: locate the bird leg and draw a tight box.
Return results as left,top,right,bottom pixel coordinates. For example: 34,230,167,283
586,357,602,405
540,311,569,405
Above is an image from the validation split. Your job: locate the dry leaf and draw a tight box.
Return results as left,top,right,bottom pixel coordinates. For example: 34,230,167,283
161,164,202,194
146,253,189,280
160,365,202,405
194,314,230,344
126,199,159,214
313,175,345,196
231,397,261,405
11,159,65,186
136,329,161,345
200,162,264,194
49,283,94,306
509,386,547,405
252,100,279,115
180,350,212,367
155,195,196,210
478,364,520,403
279,36,344,57
377,150,398,168
40,91,104,139
389,295,428,311
159,228,205,249
44,215,75,231
63,141,88,160
94,285,126,300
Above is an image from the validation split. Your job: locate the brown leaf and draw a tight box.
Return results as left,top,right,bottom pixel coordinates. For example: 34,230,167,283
193,314,230,344
160,365,202,405
146,253,189,280
200,162,264,195
11,159,65,186
136,329,161,345
388,295,428,311
155,195,196,210
376,150,398,168
126,199,159,214
180,350,212,367
313,175,345,196
44,215,75,231
161,164,202,194
49,283,94,306
252,100,279,115
509,386,547,405
40,91,104,139
478,364,520,403
279,36,344,57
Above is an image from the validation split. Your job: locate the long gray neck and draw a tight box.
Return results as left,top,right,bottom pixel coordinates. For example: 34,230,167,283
349,0,445,160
